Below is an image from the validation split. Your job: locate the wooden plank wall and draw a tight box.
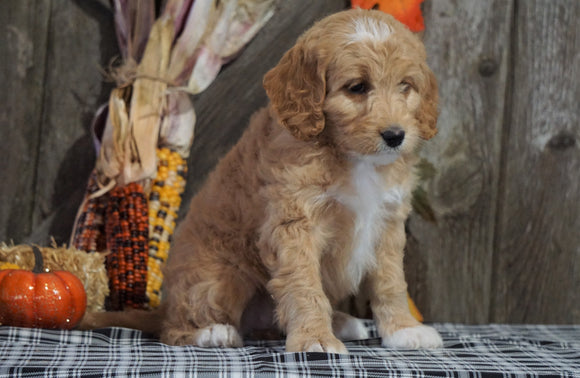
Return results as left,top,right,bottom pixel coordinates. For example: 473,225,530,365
405,0,579,324
405,0,514,324
0,0,117,244
491,0,580,323
0,0,578,324
1,1,51,243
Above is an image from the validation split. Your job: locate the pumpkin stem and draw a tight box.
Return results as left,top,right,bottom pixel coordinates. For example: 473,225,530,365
32,246,45,273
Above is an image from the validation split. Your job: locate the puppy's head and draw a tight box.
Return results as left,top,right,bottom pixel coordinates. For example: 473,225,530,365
263,9,438,163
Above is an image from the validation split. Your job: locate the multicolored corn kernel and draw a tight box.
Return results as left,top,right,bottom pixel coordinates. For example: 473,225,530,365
146,148,187,308
71,172,108,253
105,182,149,310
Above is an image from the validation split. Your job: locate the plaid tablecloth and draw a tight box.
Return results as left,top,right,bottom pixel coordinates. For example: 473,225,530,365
1,322,578,377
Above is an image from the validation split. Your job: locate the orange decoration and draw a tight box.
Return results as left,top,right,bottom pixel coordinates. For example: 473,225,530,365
351,0,426,32
0,247,87,329
407,293,424,322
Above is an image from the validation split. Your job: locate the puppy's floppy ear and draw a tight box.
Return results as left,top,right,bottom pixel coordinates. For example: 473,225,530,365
263,38,327,140
416,64,439,140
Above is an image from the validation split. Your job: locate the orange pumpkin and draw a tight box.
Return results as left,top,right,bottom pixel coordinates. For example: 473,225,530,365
351,0,426,32
0,246,87,329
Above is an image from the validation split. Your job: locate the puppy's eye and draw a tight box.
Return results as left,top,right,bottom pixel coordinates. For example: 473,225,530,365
347,82,369,94
399,80,413,95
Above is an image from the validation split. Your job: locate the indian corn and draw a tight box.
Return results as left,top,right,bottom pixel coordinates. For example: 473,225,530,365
71,172,108,254
105,182,149,310
146,148,187,308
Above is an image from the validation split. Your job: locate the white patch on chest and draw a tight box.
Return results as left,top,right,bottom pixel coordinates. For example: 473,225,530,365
350,16,392,43
332,160,405,289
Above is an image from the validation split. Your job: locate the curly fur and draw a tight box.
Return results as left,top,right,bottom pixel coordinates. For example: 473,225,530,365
81,9,442,353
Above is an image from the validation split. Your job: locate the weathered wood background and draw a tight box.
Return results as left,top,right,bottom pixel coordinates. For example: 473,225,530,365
0,0,578,324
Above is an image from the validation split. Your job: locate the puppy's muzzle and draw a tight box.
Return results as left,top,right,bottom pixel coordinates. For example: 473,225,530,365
381,126,405,148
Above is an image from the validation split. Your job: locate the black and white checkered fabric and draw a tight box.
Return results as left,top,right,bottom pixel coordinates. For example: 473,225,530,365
1,322,578,377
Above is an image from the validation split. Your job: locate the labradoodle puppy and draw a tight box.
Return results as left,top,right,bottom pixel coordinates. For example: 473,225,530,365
82,8,443,353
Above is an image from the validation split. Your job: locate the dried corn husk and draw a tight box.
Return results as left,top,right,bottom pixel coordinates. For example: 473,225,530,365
122,15,174,185
158,91,195,156
91,0,275,188
93,89,128,192
166,0,215,84
221,0,276,61
187,0,275,94
112,0,156,61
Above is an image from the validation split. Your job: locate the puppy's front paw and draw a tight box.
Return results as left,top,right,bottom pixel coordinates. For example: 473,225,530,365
286,333,348,354
195,324,243,348
382,325,442,349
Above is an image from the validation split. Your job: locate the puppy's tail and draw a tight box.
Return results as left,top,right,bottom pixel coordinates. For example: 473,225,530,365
79,307,164,336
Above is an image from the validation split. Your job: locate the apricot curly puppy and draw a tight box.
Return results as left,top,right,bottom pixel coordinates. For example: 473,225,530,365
82,9,443,353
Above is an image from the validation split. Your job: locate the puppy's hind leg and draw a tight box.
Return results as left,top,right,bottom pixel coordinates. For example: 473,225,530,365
160,263,256,348
332,311,369,341
165,323,243,348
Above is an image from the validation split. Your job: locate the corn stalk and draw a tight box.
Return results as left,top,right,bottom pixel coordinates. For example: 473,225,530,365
72,0,275,309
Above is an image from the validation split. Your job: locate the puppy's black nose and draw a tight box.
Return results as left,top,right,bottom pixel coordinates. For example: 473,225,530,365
381,126,405,148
